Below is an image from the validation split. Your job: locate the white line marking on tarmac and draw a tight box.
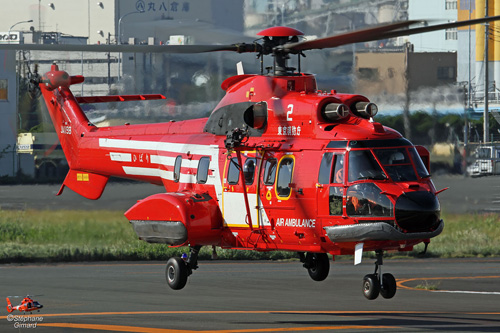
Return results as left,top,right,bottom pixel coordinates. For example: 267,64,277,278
432,290,500,295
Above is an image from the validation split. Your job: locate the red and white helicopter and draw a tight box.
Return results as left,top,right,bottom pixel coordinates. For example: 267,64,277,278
2,15,499,300
6,296,43,314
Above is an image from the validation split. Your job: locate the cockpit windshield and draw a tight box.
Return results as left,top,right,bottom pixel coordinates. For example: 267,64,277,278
373,148,417,181
348,145,430,183
348,150,387,182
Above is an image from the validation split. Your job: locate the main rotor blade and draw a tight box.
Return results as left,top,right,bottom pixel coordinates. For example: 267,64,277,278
285,21,421,51
286,15,500,52
0,43,240,53
376,14,500,41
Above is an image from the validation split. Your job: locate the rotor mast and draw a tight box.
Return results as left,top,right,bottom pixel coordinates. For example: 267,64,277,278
256,26,304,76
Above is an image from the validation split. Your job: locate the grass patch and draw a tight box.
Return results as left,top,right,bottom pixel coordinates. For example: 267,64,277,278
0,210,499,262
0,210,296,263
408,212,500,258
415,280,441,291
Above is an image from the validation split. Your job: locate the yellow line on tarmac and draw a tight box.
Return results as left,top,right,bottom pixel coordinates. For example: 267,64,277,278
38,323,189,333
397,275,500,291
38,323,398,332
0,310,440,320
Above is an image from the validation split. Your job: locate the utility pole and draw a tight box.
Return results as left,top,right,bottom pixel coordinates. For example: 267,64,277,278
403,42,412,141
107,32,111,90
483,0,489,143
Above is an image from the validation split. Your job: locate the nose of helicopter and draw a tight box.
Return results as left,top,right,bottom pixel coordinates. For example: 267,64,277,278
395,191,441,233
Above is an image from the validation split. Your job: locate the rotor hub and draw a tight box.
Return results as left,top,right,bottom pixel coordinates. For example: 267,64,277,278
257,26,305,76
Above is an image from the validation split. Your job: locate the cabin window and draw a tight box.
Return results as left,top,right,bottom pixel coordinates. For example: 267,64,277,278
348,150,386,182
276,157,294,198
346,183,393,217
174,156,182,182
243,158,256,185
263,158,277,185
227,157,240,185
196,157,210,184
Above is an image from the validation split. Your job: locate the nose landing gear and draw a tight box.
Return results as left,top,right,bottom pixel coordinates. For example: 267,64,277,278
362,250,397,300
299,252,330,281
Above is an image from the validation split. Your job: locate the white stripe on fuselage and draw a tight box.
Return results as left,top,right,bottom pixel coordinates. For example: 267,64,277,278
99,138,271,228
99,138,222,200
150,155,199,169
100,138,216,155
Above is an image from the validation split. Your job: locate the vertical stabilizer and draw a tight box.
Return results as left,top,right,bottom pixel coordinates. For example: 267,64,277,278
39,63,109,199
6,298,13,312
39,63,90,168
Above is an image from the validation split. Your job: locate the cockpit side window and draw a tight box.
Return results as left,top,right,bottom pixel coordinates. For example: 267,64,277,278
318,153,333,184
319,153,344,184
409,147,430,178
333,155,344,183
348,150,386,182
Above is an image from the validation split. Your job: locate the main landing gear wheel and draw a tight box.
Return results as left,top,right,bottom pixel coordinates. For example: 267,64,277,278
380,273,397,299
166,257,188,290
362,274,380,300
165,245,201,290
300,252,330,281
362,250,397,300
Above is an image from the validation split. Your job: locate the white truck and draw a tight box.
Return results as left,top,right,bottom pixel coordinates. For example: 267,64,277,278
467,145,500,177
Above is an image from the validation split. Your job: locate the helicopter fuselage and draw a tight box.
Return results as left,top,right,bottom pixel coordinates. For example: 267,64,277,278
41,65,442,259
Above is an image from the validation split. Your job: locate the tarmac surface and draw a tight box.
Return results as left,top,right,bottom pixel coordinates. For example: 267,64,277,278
1,258,499,332
1,175,500,332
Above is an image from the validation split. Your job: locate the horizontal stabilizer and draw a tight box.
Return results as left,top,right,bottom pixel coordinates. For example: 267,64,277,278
76,94,166,104
58,170,109,200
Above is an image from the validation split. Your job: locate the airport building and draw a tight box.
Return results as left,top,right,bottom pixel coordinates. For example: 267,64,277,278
0,51,18,177
408,0,458,53
0,0,245,178
1,0,498,178
457,0,500,103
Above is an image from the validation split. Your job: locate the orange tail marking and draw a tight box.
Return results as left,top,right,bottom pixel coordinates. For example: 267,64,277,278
6,297,13,312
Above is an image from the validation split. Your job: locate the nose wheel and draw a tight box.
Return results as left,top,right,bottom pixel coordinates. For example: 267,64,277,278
362,250,397,300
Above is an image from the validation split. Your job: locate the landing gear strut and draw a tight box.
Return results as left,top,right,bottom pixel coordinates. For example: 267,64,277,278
299,252,330,281
362,250,397,300
165,245,201,290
